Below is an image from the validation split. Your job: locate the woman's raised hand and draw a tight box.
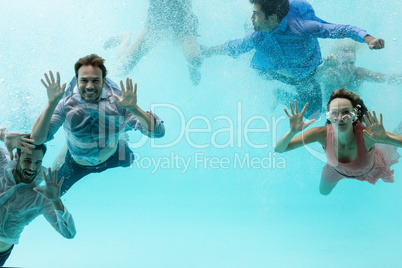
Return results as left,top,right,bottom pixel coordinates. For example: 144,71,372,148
284,100,315,133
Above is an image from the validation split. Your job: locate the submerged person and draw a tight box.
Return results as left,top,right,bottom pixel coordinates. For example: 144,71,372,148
31,54,165,195
104,0,203,86
315,38,402,101
0,132,76,267
202,0,385,119
274,89,401,195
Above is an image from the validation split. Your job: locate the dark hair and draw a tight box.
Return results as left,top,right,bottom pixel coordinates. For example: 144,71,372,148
74,54,107,79
250,0,290,22
326,89,368,124
17,143,47,157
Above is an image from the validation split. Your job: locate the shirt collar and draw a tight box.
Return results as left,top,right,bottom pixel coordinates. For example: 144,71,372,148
275,16,288,33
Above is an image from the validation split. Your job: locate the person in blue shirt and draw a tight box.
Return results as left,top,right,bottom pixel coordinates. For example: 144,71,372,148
202,0,384,119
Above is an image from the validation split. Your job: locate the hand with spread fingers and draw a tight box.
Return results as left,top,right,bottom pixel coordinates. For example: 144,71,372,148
113,77,138,110
284,100,316,133
34,168,64,201
363,111,387,142
41,71,66,104
323,54,338,68
4,132,36,160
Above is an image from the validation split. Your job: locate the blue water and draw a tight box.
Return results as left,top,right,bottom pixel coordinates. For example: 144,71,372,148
0,1,401,267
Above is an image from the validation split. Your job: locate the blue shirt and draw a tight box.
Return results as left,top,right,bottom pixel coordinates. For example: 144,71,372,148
47,78,165,165
224,0,368,80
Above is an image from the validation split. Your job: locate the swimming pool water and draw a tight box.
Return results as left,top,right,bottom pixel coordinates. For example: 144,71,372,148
0,1,401,267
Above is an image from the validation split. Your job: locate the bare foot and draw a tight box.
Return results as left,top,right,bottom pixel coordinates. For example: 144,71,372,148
188,65,201,86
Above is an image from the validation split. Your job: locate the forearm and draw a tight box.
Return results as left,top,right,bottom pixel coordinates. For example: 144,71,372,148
274,129,298,153
381,132,402,147
386,74,402,84
45,206,76,239
309,21,368,42
359,68,402,84
51,198,65,212
209,44,226,55
31,102,58,144
128,106,155,132
363,35,375,45
203,44,226,57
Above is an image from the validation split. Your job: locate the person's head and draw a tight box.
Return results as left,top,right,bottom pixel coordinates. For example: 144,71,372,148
335,50,356,77
74,54,107,102
250,0,289,33
14,144,47,184
326,89,368,130
330,39,361,77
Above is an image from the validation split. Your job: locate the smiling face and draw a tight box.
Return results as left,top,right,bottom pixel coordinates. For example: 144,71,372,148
251,4,278,33
14,150,44,184
76,65,105,102
328,98,356,132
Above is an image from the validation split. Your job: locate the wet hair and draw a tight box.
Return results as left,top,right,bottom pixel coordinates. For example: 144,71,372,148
330,38,364,56
74,54,107,79
326,89,368,124
250,0,290,22
17,143,47,157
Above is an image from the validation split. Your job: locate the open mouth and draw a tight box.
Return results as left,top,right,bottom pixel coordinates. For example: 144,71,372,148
84,90,96,97
23,170,35,179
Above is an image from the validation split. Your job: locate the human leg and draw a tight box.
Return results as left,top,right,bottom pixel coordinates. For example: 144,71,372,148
175,34,203,86
58,141,134,195
0,244,14,267
319,177,339,195
52,143,68,170
320,165,343,195
103,31,131,50
294,77,322,120
105,139,135,169
258,71,299,110
57,150,94,196
105,27,155,76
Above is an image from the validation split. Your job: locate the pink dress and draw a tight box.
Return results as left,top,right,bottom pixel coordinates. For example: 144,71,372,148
322,121,400,184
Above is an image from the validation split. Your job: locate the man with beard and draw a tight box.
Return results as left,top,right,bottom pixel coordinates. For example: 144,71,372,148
0,131,76,267
31,54,165,195
202,0,384,119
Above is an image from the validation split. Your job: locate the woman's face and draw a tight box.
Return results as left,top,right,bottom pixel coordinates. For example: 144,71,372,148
328,98,355,132
336,51,356,77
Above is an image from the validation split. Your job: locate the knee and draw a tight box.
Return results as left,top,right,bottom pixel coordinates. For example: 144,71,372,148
319,179,337,196
319,188,332,196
